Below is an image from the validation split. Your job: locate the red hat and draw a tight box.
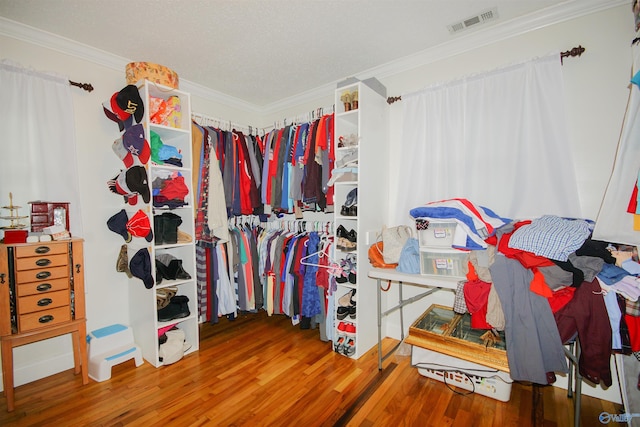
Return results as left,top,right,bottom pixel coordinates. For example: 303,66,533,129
122,124,151,165
103,99,133,132
127,209,153,242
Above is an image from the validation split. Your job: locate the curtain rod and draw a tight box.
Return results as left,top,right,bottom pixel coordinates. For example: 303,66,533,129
386,45,586,105
68,80,93,92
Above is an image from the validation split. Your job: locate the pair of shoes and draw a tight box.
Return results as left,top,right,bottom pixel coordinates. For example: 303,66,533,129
340,188,358,217
336,225,357,251
157,295,190,322
337,305,356,320
156,254,192,283
337,321,356,336
337,288,356,320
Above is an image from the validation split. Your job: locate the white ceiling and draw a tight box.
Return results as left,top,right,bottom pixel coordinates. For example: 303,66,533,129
0,0,624,109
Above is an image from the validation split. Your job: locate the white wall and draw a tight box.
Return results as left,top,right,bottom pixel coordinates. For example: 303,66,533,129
0,3,634,403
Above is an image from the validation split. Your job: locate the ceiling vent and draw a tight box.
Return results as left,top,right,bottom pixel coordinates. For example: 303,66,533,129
447,7,499,34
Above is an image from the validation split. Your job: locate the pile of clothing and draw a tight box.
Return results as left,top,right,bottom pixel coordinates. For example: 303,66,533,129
411,198,640,387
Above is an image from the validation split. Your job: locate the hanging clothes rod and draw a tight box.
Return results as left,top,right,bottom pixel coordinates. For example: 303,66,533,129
386,45,586,104
69,80,93,92
263,104,335,131
192,112,260,135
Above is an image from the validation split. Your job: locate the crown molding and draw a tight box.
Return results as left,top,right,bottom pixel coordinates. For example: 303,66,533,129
261,0,628,114
1,0,628,116
0,16,260,113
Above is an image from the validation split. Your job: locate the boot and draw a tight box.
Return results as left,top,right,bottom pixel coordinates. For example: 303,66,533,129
157,295,190,322
156,259,171,283
154,214,164,245
167,259,191,280
161,212,182,244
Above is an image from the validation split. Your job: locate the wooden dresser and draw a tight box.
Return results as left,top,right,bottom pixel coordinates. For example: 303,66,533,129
0,238,88,411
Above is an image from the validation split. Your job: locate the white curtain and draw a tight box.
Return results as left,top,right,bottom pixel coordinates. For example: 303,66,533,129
392,53,581,225
0,60,83,236
592,43,640,247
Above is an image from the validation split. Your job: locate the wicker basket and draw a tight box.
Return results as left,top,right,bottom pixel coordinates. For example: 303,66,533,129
125,62,179,89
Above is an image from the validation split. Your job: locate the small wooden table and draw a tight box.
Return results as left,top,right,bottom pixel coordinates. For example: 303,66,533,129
1,319,88,411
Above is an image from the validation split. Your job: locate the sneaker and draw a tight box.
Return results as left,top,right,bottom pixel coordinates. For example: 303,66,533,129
343,338,356,356
344,323,356,337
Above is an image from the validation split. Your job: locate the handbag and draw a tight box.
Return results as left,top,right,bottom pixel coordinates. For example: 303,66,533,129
368,241,398,269
382,225,413,264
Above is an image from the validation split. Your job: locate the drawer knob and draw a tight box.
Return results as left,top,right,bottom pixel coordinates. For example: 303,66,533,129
38,315,54,323
36,283,52,292
36,271,51,280
37,298,53,306
36,259,51,267
35,246,51,254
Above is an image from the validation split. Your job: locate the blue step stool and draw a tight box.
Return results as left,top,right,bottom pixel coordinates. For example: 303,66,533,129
87,324,143,382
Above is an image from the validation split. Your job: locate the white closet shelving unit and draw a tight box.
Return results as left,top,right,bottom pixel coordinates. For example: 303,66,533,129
333,80,388,359
128,80,199,367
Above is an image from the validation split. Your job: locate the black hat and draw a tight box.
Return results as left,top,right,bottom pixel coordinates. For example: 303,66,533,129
116,85,144,123
126,166,150,204
107,209,132,242
130,248,154,289
107,165,150,205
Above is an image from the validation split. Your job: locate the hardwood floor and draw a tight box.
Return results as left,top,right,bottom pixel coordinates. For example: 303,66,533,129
0,310,623,426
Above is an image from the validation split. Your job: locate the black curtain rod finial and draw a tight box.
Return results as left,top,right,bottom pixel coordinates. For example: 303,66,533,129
68,80,94,92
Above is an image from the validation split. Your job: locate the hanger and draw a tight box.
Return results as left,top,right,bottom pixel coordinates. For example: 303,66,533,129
299,239,332,268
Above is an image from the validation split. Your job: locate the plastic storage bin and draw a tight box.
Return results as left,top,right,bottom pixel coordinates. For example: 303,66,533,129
419,247,469,277
412,346,512,402
417,219,457,248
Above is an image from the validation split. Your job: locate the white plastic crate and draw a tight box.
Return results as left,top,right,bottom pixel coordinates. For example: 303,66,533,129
417,219,457,248
419,247,469,278
412,346,512,402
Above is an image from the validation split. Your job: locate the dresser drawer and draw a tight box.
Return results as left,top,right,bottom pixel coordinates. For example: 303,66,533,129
14,243,68,258
18,290,70,314
19,306,71,332
15,265,69,284
16,278,69,297
14,253,69,271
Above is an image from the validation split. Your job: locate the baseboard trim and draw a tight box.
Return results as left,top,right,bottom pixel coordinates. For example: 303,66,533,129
0,350,74,392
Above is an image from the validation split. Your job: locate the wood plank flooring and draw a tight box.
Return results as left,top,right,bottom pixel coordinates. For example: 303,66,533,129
0,310,623,426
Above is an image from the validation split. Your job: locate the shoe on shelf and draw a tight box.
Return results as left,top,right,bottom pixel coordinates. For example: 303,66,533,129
344,323,356,337
349,306,356,320
337,289,356,307
344,188,357,208
334,335,347,353
157,295,190,322
337,305,350,320
340,205,357,217
343,338,356,356
337,321,349,334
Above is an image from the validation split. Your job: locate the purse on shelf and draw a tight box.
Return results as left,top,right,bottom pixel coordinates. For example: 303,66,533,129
368,241,398,269
381,225,413,264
